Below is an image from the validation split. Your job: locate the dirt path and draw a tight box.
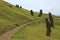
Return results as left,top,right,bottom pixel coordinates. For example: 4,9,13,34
0,20,39,40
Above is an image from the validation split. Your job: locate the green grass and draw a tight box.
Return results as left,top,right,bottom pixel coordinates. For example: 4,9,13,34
9,20,60,40
0,0,49,35
0,0,40,34
0,0,50,34
0,0,60,40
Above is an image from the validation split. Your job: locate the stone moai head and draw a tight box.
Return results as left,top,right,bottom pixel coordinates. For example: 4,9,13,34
16,4,19,8
38,9,43,17
30,10,34,16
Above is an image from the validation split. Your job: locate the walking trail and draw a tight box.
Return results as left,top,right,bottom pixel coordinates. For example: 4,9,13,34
0,20,39,40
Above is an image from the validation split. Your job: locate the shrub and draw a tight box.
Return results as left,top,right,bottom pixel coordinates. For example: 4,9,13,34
15,24,19,26
8,5,12,8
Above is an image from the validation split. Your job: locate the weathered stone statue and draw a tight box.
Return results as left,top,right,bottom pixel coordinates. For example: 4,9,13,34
30,10,34,16
49,12,54,28
45,18,51,36
38,9,43,17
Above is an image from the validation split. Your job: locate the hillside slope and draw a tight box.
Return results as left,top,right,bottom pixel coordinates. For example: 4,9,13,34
0,0,60,40
0,0,39,35
9,20,60,40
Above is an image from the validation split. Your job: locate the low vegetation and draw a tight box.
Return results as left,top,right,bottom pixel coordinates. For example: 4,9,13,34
0,0,39,35
9,18,60,40
0,0,60,40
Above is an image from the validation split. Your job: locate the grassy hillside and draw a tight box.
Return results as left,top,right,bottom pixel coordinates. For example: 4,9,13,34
0,0,40,35
0,0,60,40
9,22,60,40
9,16,60,40
1,0,51,35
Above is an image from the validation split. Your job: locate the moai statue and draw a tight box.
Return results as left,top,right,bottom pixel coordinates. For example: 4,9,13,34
45,18,51,36
16,4,19,8
38,9,43,17
20,6,22,8
50,17,54,28
49,12,54,28
49,12,52,19
30,10,34,16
